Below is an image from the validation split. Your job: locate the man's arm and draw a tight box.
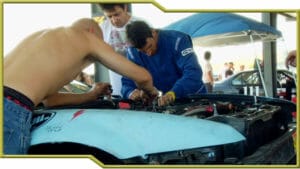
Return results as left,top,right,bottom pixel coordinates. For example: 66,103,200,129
121,48,145,99
121,76,138,99
170,35,206,97
43,92,94,107
43,83,111,107
157,35,206,106
207,64,214,85
91,37,157,97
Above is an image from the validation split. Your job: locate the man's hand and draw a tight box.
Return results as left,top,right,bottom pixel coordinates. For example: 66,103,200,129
158,91,176,106
129,89,143,101
129,88,159,104
88,82,112,100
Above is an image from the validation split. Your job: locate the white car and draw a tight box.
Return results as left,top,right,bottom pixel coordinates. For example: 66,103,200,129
28,94,296,164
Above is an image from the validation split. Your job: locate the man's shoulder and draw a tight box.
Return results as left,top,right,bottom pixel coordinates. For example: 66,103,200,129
130,15,140,22
126,47,141,60
100,19,112,29
127,46,139,53
162,29,186,35
100,15,139,28
159,30,190,47
160,30,188,41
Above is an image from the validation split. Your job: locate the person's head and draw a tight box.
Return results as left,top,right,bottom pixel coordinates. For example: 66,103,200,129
286,50,296,68
223,62,228,68
225,69,233,77
126,20,157,56
204,51,211,61
229,62,234,68
98,3,130,28
71,18,103,39
239,65,245,71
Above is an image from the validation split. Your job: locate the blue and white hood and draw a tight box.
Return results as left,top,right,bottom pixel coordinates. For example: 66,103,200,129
31,109,245,159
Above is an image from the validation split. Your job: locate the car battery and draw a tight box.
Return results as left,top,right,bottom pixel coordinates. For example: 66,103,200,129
208,103,285,156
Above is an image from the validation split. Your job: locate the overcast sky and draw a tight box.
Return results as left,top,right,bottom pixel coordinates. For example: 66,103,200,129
3,3,296,73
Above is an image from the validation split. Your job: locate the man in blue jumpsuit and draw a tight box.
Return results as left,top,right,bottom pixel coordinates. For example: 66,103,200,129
122,21,207,106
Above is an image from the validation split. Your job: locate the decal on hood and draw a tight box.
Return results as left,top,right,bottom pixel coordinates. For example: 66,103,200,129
31,112,56,131
70,109,85,121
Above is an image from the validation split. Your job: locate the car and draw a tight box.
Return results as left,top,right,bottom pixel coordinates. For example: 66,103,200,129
213,69,296,98
60,80,91,93
28,94,296,165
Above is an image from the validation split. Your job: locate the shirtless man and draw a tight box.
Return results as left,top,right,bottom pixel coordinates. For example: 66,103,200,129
4,18,158,154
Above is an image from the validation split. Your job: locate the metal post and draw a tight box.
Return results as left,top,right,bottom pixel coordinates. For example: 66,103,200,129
262,13,277,98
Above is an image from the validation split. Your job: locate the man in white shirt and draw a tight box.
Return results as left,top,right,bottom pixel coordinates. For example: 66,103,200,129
203,51,214,93
98,3,139,96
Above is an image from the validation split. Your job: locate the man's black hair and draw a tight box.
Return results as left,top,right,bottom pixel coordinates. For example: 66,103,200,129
204,51,211,60
98,3,127,11
126,21,153,49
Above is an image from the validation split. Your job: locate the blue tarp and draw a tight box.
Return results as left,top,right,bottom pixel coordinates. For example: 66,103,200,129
165,13,282,46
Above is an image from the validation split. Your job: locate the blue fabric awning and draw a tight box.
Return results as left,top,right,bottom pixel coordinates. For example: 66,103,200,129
165,13,282,46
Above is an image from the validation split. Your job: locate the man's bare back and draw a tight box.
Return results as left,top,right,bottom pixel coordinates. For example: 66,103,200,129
3,18,158,155
4,18,157,106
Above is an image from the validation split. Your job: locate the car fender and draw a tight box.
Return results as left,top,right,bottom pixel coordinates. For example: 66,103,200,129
31,109,245,159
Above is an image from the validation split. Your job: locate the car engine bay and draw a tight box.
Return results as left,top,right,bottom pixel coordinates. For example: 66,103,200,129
29,94,296,164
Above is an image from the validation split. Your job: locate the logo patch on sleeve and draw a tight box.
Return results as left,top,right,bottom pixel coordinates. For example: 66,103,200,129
181,48,194,56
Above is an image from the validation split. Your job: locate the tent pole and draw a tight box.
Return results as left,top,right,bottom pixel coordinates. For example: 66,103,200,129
256,58,268,97
250,34,269,97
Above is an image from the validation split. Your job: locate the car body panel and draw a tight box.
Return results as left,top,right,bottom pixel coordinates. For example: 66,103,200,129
213,69,296,95
31,109,245,159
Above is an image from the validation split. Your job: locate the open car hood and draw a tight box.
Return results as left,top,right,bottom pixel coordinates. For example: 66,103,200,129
31,109,245,159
